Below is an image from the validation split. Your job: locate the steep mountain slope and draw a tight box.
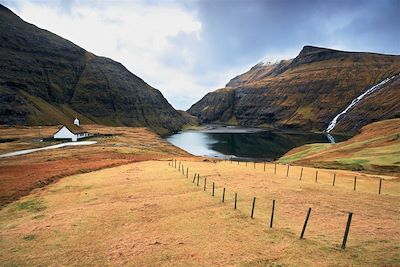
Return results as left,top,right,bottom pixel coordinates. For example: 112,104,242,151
188,46,400,134
0,5,188,134
278,118,400,176
226,59,293,87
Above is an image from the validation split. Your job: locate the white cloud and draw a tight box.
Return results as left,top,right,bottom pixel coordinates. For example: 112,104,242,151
10,0,206,109
8,0,395,110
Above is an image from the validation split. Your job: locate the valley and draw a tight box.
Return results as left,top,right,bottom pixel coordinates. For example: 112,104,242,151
0,1,399,266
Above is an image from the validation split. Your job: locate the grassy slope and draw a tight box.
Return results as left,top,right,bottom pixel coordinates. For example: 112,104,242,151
0,6,189,134
278,118,400,175
1,123,399,265
0,160,399,266
0,125,189,206
20,91,96,126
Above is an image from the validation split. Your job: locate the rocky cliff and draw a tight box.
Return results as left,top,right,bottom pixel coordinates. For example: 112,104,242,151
188,46,400,134
0,5,188,134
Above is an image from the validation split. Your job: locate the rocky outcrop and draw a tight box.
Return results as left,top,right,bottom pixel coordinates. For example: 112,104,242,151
0,5,188,134
188,46,400,134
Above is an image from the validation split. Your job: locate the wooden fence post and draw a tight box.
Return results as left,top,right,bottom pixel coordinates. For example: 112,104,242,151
270,199,275,228
300,167,303,180
251,197,256,218
212,182,215,196
178,162,181,171
254,162,256,169
333,173,336,186
222,188,226,203
300,208,312,239
286,165,290,177
274,163,277,174
204,177,207,191
264,162,266,172
246,161,248,167
379,179,382,194
353,176,357,191
315,170,318,183
234,193,237,209
341,212,353,249
192,173,196,183
197,174,200,186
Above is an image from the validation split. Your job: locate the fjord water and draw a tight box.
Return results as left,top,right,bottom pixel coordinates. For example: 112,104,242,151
166,128,348,160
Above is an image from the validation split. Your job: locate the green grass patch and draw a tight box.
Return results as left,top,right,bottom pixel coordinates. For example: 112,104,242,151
227,116,238,125
23,234,36,241
13,199,46,213
240,259,284,267
278,143,331,163
335,158,369,171
295,106,314,120
50,185,92,193
32,214,46,220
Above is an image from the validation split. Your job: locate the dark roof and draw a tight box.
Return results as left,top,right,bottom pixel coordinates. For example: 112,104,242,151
65,124,86,134
54,124,87,135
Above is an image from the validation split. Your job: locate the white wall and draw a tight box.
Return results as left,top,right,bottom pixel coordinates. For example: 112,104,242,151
54,126,77,141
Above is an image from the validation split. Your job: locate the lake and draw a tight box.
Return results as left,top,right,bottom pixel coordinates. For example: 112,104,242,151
165,126,349,161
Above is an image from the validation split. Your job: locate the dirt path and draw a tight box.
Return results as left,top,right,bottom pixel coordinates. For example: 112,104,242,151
0,141,97,158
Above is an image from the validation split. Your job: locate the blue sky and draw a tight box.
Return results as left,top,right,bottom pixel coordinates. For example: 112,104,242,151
3,0,400,110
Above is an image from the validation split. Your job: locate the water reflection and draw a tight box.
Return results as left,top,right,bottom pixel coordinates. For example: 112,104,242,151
166,129,348,161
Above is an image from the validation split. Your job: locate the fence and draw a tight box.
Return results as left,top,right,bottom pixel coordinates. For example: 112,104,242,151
168,159,369,249
222,157,398,196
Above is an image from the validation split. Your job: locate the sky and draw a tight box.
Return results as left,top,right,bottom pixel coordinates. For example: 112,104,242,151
2,0,400,110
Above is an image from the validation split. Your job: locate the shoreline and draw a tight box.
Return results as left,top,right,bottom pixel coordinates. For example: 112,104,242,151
176,123,353,137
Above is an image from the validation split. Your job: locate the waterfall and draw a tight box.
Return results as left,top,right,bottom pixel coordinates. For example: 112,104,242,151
326,74,398,133
326,133,336,144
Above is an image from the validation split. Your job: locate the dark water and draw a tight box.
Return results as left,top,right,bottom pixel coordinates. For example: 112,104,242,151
166,128,349,160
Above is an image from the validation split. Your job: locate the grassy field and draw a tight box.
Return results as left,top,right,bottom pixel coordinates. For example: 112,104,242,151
278,118,400,176
0,125,188,206
0,158,399,266
0,124,399,266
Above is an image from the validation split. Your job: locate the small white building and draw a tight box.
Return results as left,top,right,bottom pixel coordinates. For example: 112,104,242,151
53,118,89,142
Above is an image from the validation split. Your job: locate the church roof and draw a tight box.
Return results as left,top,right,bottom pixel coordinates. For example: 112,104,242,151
64,124,86,134
54,124,87,135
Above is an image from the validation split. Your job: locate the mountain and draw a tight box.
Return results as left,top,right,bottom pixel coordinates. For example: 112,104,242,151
0,5,189,134
278,118,400,176
188,46,400,134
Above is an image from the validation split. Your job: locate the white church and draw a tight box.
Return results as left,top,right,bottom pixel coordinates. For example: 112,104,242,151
53,118,90,142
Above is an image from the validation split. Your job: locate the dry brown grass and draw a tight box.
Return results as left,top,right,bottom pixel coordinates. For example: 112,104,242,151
0,158,398,266
0,125,188,206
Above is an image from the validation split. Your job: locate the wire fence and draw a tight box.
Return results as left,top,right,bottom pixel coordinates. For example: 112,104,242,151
167,158,384,250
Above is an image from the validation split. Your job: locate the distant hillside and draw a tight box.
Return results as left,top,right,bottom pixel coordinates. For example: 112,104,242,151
188,46,400,134
0,5,188,134
278,118,400,176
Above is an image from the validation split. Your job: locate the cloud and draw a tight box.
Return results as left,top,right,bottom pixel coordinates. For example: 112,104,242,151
2,0,399,110
4,0,204,109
